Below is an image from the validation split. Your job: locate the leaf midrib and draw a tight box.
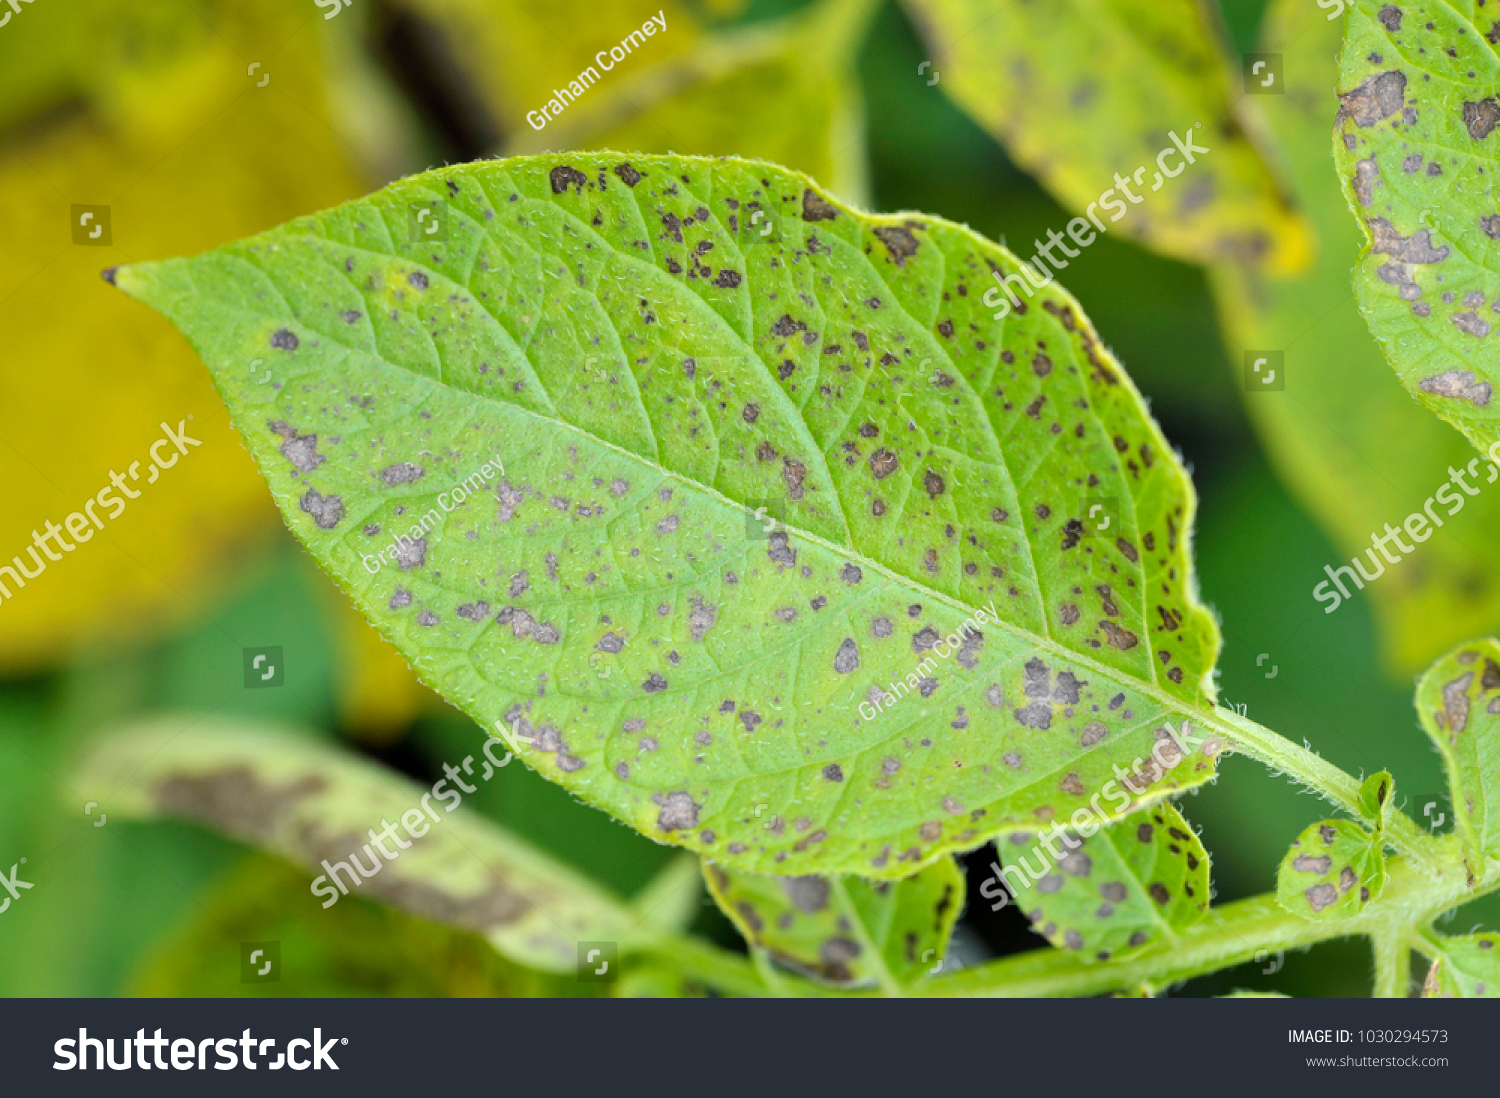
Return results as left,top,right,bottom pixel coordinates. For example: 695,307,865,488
185,262,1215,755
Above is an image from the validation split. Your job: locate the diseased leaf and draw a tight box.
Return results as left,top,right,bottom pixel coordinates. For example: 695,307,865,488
703,857,962,987
1422,933,1500,997
1335,0,1500,452
902,0,1311,271
1276,819,1386,921
1414,638,1500,869
74,717,639,974
1212,0,1500,675
112,152,1225,880
507,0,876,204
1008,802,1208,961
132,855,597,997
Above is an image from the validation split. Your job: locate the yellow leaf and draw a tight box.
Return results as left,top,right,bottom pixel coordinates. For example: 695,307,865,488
0,1,367,669
905,0,1311,272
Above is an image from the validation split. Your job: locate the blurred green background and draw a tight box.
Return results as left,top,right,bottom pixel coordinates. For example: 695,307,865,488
1,0,1493,997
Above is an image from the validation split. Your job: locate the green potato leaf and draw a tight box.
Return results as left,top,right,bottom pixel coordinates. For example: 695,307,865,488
1007,802,1209,961
112,152,1225,880
1414,638,1500,871
703,857,962,988
1422,933,1500,997
74,716,639,974
902,0,1312,272
1213,0,1500,675
1276,819,1386,921
1335,0,1500,452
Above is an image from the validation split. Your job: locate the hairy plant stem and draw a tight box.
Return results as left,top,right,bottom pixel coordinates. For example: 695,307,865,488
1211,707,1437,867
1372,931,1413,999
917,839,1494,998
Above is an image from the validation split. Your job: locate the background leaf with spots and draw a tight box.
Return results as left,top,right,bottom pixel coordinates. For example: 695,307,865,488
1334,0,1500,452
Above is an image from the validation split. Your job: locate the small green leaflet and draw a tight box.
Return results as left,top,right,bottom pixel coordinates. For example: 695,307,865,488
74,717,638,974
1422,933,1500,997
1276,819,1386,921
1334,1,1500,453
1415,638,1500,871
902,0,1311,271
113,152,1225,879
1007,802,1208,960
1358,769,1395,827
703,857,962,988
1276,768,1392,922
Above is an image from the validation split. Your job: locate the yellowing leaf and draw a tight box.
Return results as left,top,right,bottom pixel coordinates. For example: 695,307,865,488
132,855,597,997
1211,0,1500,675
0,0,366,670
903,0,1312,271
76,716,640,974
